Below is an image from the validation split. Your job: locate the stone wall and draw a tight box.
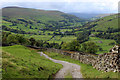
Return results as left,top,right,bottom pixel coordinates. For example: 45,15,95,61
71,52,97,64
93,52,120,72
47,48,97,64
46,47,120,72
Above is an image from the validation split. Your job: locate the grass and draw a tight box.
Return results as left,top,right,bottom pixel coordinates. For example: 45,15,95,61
88,37,116,54
48,35,77,44
44,51,118,78
2,7,83,35
24,34,52,41
60,36,77,42
2,45,63,78
24,35,76,44
60,29,72,32
89,14,118,31
93,16,118,31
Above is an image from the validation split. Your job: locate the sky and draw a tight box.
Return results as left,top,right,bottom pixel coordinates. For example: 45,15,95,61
0,0,120,13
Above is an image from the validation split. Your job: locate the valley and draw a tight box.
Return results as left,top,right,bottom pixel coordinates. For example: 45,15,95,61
1,6,120,79
2,7,119,54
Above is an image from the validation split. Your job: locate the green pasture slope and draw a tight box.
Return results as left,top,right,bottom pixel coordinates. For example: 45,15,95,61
2,7,119,54
82,14,118,31
44,52,118,78
48,35,77,44
24,34,53,41
2,7,84,31
2,7,82,44
88,37,116,54
22,34,77,44
2,45,62,78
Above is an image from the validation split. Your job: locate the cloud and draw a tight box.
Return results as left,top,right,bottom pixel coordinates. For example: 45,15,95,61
1,0,119,2
0,0,119,13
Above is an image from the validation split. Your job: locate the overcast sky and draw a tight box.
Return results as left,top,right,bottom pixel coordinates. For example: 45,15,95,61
0,0,119,13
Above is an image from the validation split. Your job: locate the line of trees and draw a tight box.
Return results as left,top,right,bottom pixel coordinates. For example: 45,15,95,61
2,25,37,35
2,31,98,54
2,32,61,49
61,40,98,54
95,32,120,44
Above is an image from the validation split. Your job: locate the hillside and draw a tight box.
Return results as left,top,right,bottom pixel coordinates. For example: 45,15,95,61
2,45,62,78
2,6,87,44
68,13,113,21
3,7,76,21
82,14,118,32
2,7,85,30
68,13,100,20
2,7,119,54
1,4,120,79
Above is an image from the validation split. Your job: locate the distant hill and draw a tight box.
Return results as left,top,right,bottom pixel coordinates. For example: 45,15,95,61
2,6,85,25
2,6,69,21
81,14,118,32
2,6,88,34
68,13,100,19
68,13,114,21
96,13,115,18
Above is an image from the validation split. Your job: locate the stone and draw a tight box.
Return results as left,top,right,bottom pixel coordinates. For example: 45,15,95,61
46,45,120,72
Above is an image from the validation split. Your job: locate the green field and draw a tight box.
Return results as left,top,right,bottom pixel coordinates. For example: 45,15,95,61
2,45,62,78
2,7,84,34
23,34,77,44
48,35,77,44
44,52,118,78
24,34,52,41
60,29,72,32
88,14,118,31
88,37,116,54
92,18,118,31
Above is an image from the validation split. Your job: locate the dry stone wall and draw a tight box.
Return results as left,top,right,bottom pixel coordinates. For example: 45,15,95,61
93,52,120,72
46,46,120,72
71,52,97,64
47,48,97,65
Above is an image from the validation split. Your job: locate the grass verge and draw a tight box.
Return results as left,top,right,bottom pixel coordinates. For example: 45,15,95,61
44,51,118,78
2,45,63,78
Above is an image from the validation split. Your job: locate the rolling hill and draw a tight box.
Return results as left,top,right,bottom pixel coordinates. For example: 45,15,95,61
2,7,85,27
2,7,119,53
1,6,120,79
81,14,118,32
68,13,114,21
2,7,77,22
68,13,100,19
2,6,87,35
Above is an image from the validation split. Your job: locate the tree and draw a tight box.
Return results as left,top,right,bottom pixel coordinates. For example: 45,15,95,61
36,40,44,47
61,40,81,51
81,41,98,54
7,34,18,45
61,42,68,50
49,43,60,49
76,31,90,43
2,32,11,46
29,26,33,29
68,40,81,51
43,44,49,48
16,35,30,45
29,37,36,46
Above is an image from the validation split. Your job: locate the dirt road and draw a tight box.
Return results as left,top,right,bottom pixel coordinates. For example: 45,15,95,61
38,52,83,78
